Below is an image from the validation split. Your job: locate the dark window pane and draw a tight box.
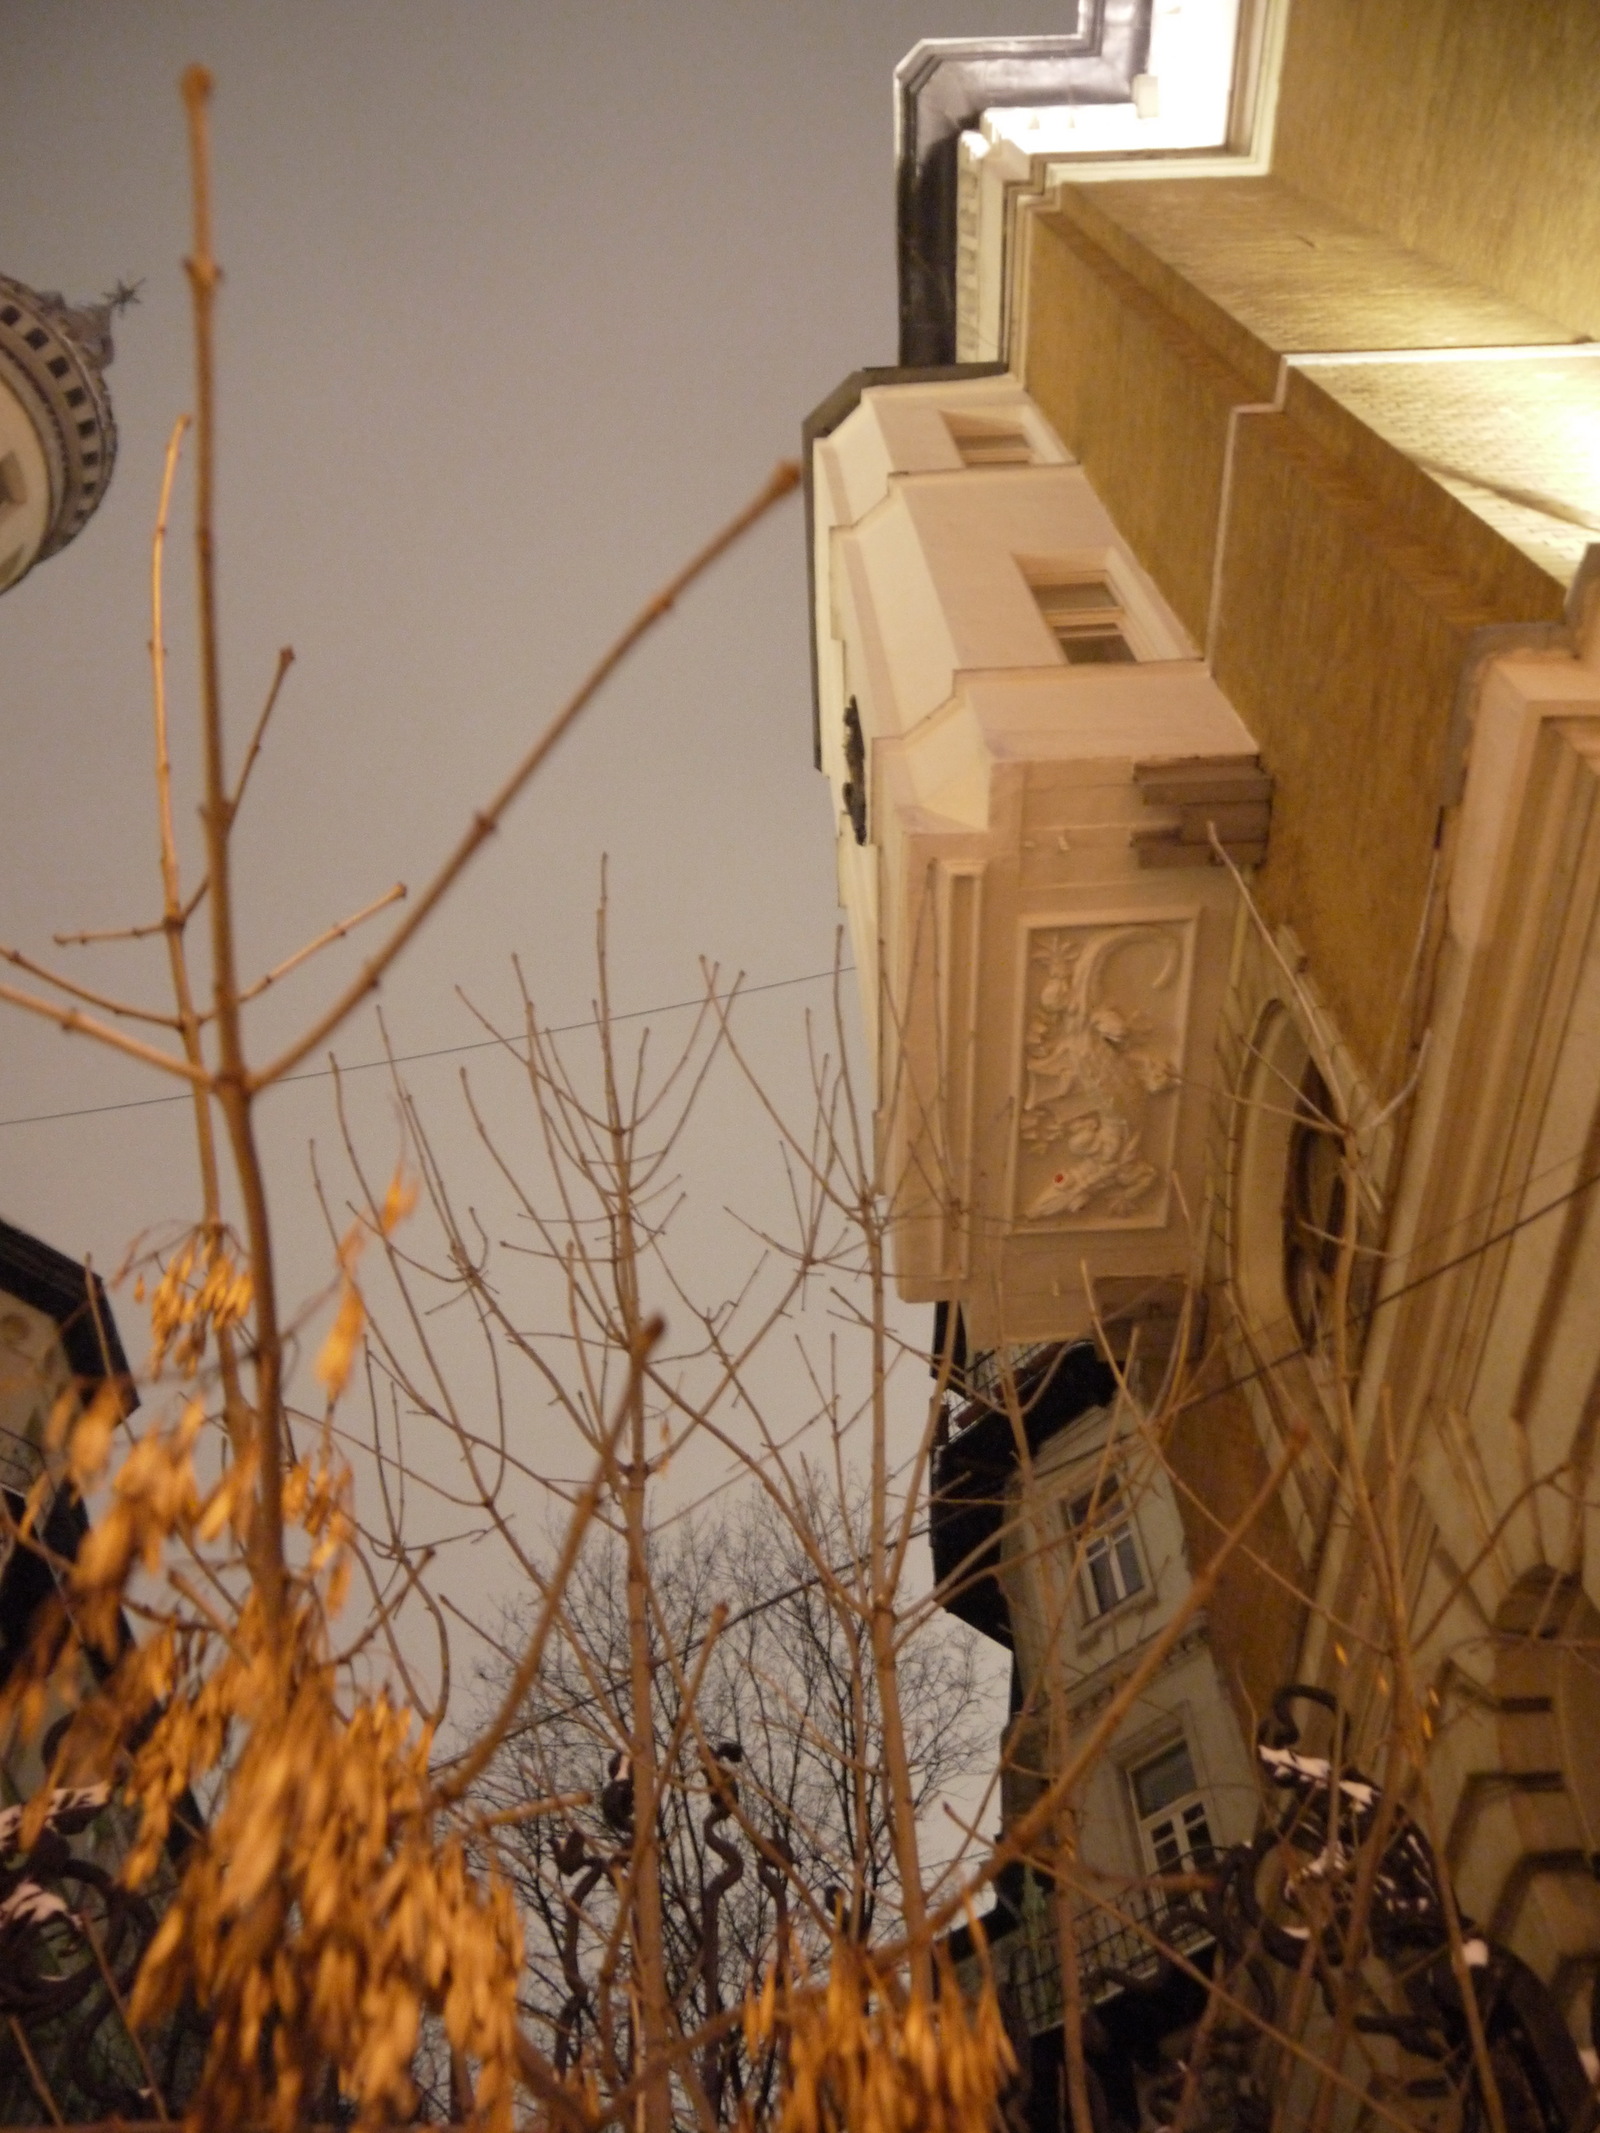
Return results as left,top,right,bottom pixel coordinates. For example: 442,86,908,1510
1114,1531,1144,1596
1132,1739,1198,1818
1061,630,1137,665
1150,1821,1183,1874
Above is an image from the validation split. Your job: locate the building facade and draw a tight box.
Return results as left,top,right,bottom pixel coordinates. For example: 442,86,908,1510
0,1219,204,2121
808,6,1600,2123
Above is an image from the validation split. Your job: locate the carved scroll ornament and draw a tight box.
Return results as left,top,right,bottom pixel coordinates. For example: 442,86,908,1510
1017,921,1188,1228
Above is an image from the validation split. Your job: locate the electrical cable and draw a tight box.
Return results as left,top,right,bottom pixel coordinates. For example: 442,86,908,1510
466,1151,1600,1745
0,963,856,1131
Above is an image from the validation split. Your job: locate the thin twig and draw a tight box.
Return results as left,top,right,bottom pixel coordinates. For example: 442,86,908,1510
231,880,406,1008
0,943,181,1027
429,1323,657,1809
80,1911,172,2122
229,644,294,818
9,2015,63,2125
53,873,209,950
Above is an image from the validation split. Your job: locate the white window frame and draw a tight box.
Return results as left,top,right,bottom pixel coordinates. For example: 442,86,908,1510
1128,1735,1216,1879
1063,1476,1147,1619
1017,548,1180,664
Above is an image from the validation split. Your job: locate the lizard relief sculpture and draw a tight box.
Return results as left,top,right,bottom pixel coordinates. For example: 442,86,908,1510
1018,925,1183,1224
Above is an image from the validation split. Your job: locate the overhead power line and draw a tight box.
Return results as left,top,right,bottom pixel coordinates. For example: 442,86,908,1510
467,1154,1600,1746
0,964,856,1132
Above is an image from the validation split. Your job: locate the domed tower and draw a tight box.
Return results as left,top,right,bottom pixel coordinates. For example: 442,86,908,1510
0,272,120,595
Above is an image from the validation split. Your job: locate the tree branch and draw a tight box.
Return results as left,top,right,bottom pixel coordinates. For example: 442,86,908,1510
230,880,406,1009
0,980,207,1081
0,943,181,1028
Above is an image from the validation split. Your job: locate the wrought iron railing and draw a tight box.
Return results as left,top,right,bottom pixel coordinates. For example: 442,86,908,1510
943,1342,1060,1436
953,1872,1214,2038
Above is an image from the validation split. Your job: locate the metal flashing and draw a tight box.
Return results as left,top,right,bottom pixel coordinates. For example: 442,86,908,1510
895,18,1154,365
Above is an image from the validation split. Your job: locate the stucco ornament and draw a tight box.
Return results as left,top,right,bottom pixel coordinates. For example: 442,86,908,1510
1018,925,1184,1223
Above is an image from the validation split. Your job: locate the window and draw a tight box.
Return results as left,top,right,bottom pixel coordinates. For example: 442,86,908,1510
1031,575,1136,665
840,698,868,846
1067,1481,1144,1616
1130,1738,1214,1876
943,411,1033,467
1283,1060,1345,1351
1231,1003,1372,1371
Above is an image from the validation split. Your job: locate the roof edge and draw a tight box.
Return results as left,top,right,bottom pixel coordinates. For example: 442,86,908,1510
0,1214,136,1401
895,25,1152,366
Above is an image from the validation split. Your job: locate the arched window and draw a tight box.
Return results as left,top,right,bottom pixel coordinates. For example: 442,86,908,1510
1232,1004,1368,1365
1282,1059,1345,1352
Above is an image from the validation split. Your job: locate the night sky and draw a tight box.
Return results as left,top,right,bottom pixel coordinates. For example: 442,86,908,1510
0,3,1073,1794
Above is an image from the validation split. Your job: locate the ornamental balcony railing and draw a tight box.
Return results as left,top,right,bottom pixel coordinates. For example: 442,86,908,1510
940,1341,1060,1442
952,1866,1215,2039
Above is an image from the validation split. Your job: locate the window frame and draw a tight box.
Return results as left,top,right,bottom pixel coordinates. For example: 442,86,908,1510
1016,549,1179,665
1231,1002,1376,1371
1063,1476,1147,1621
1031,573,1137,664
941,408,1036,468
1127,1735,1216,1879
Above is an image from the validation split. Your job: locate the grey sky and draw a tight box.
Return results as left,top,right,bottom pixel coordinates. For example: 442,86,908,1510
1,0,1060,1285
1,7,1063,1799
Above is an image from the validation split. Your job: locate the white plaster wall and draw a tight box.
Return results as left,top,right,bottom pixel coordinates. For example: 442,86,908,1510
1003,1408,1193,1689
1341,617,1600,1643
834,463,1196,747
812,379,1265,1339
1070,1643,1261,1884
997,1404,1259,1882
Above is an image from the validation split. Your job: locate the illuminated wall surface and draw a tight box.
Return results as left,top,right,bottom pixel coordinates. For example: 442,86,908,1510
1008,2,1600,2048
819,5,1600,2078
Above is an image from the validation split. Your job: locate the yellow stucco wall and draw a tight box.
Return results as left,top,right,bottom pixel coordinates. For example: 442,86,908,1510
1304,354,1600,589
1024,200,1254,649
1166,1361,1308,1737
1212,389,1563,1077
1021,185,1571,1080
1070,177,1571,359
1273,0,1600,342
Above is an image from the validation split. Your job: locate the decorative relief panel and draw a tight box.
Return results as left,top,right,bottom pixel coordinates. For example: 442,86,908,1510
1014,916,1194,1229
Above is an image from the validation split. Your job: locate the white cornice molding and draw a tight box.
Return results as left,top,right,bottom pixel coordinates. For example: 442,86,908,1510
958,0,1291,368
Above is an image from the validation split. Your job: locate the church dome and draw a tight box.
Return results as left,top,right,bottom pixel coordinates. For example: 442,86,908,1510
0,272,120,593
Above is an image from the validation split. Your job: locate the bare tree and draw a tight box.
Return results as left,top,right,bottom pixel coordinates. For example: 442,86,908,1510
0,89,1021,2092
473,1486,989,2120
0,65,812,2133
